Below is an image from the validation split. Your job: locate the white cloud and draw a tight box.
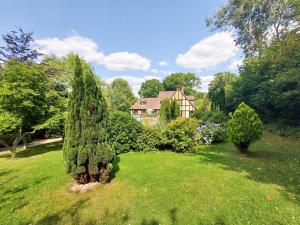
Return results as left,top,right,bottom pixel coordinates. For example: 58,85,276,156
106,75,162,96
176,31,238,70
159,61,168,66
104,52,150,71
151,68,159,73
35,35,151,71
200,75,215,92
229,59,243,71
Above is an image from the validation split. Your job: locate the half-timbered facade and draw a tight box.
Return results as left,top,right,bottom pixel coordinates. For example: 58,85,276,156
130,88,196,118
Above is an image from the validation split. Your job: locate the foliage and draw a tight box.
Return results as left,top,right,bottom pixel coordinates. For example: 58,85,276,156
107,78,137,112
208,72,237,111
136,127,163,152
207,0,300,56
226,33,300,124
0,27,42,62
63,56,114,184
108,111,142,154
192,110,228,124
228,102,263,153
195,93,211,113
0,110,22,135
0,59,48,156
37,54,99,136
162,73,201,95
159,98,180,122
138,79,163,97
194,123,226,145
163,117,199,152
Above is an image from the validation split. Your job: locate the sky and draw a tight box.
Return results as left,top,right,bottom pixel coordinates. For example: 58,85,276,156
0,0,243,95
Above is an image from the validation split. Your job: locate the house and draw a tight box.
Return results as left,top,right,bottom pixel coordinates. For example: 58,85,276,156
130,88,196,118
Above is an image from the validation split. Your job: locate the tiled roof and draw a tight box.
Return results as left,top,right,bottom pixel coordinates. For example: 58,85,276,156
130,98,161,110
130,90,196,110
186,96,195,101
158,91,176,100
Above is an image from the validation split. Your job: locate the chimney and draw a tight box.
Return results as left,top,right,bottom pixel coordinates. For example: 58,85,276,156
180,86,184,93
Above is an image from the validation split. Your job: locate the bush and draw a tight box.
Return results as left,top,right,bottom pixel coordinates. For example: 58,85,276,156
163,117,199,153
136,127,164,152
108,111,142,154
192,110,228,124
228,102,263,153
194,123,226,145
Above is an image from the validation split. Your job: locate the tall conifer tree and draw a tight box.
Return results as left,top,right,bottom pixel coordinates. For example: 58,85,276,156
63,55,115,184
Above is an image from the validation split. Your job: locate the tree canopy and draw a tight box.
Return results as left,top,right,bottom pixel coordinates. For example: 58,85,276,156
208,72,237,111
207,0,300,56
0,27,42,62
162,73,201,96
107,78,137,112
138,79,163,97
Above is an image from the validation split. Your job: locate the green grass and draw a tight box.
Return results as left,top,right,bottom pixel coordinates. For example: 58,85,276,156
0,132,299,225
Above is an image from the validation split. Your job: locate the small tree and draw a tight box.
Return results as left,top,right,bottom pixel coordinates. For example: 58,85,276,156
63,56,115,184
228,102,263,153
0,27,42,62
159,98,180,122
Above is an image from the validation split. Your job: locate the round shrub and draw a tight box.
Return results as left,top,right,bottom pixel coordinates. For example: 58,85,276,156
228,102,263,153
163,117,200,153
108,111,142,154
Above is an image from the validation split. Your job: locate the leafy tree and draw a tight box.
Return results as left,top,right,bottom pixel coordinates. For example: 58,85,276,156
228,102,263,153
163,73,201,96
108,111,142,154
107,78,137,112
226,33,300,124
159,98,180,122
36,54,98,137
0,27,42,62
0,59,48,157
63,56,114,184
207,0,299,56
208,72,237,111
138,79,163,97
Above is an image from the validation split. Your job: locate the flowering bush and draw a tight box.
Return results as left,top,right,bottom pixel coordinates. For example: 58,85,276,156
194,123,226,145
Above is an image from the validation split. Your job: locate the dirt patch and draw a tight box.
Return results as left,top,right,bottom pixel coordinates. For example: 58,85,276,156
71,182,101,193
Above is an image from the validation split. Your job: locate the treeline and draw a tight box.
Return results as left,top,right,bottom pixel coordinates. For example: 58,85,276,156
205,0,300,132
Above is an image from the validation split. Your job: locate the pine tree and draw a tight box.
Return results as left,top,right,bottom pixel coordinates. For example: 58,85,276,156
63,55,115,184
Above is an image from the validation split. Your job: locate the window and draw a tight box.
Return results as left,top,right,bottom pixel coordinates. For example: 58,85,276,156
140,99,146,105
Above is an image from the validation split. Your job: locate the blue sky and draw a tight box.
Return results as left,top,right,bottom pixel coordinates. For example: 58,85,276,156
0,0,242,94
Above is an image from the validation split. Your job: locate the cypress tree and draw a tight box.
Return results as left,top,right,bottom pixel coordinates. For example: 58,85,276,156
63,55,115,184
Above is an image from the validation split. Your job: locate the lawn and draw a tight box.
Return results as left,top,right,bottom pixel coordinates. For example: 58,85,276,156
0,132,299,225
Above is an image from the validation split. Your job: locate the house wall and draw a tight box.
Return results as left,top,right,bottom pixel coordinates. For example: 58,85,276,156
172,90,195,118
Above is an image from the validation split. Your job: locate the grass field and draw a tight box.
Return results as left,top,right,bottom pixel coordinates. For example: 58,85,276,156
0,132,299,225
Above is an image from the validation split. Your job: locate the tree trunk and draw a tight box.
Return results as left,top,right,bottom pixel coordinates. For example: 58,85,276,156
236,142,250,154
23,135,27,150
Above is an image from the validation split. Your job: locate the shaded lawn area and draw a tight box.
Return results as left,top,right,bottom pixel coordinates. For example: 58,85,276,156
0,132,299,225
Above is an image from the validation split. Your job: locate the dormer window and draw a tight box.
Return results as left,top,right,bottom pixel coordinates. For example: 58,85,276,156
140,98,146,105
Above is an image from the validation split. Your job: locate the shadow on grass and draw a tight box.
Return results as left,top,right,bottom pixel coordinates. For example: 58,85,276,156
196,138,300,203
35,198,90,225
0,176,50,213
111,156,120,179
0,142,62,159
